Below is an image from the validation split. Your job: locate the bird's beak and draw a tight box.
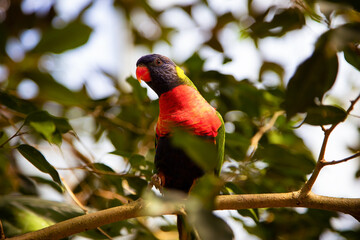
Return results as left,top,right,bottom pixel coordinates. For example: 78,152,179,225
136,65,151,83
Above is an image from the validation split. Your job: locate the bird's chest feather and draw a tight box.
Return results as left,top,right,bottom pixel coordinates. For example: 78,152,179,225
156,85,221,137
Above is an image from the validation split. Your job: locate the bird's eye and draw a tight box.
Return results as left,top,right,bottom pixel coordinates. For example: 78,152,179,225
154,58,163,66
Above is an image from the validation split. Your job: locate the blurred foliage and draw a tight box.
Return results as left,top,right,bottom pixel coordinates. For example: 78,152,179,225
0,0,359,239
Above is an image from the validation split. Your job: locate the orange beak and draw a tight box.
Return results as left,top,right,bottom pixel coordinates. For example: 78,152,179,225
136,65,151,83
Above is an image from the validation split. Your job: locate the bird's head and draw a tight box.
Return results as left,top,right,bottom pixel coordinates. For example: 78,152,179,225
136,54,195,96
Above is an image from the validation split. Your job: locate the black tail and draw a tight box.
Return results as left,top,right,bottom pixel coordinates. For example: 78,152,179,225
177,214,196,240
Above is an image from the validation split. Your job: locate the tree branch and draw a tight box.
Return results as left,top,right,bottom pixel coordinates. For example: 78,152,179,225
8,192,360,240
299,93,360,199
323,151,360,166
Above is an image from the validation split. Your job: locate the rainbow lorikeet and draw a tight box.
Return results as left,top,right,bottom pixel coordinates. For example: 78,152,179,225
136,53,225,191
136,54,225,238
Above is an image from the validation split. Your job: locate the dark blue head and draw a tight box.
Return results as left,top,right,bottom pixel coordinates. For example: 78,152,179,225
136,54,187,96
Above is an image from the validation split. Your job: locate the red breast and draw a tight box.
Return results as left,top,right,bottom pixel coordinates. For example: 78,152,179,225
156,85,221,137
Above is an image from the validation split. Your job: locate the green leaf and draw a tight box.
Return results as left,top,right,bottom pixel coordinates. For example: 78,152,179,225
91,163,124,194
285,23,360,118
126,76,148,102
304,105,347,125
110,150,133,158
0,195,131,239
17,144,62,186
107,130,133,152
25,111,72,144
219,79,266,117
126,177,148,196
51,131,63,146
29,121,56,142
32,20,92,54
344,45,360,71
53,117,73,134
30,176,64,193
111,150,152,178
238,208,259,222
172,129,218,173
249,8,305,39
256,144,315,191
261,144,315,174
188,207,234,240
1,205,53,234
93,162,116,172
0,196,84,222
0,91,38,114
243,208,337,240
129,154,146,168
284,33,339,118
323,0,360,11
259,61,285,84
0,195,83,237
189,174,222,209
356,169,360,178
333,23,360,51
183,53,205,78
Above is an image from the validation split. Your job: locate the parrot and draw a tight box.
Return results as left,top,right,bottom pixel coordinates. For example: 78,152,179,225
136,54,225,239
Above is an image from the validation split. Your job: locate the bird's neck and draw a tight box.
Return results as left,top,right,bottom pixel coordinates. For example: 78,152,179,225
159,85,203,115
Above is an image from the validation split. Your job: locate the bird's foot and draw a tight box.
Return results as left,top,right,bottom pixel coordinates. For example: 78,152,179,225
148,173,165,194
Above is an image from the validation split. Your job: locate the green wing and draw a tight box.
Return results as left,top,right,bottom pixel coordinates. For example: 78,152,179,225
215,111,225,176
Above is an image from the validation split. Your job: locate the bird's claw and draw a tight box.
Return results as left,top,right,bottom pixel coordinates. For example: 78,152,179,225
148,173,165,194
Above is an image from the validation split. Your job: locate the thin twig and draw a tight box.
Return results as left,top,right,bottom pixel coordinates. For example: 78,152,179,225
95,228,113,240
93,189,132,204
57,165,138,178
0,111,29,146
246,111,284,159
0,220,5,240
0,112,26,148
61,177,113,240
299,93,360,199
349,113,360,118
63,135,94,166
61,177,88,212
135,218,160,239
0,130,27,148
0,105,27,118
323,152,360,166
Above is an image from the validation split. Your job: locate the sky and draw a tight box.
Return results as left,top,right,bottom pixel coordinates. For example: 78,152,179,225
15,0,360,239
